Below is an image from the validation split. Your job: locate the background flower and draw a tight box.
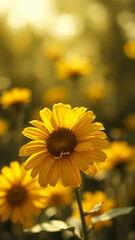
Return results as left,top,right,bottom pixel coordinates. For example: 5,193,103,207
0,88,32,109
0,161,46,224
72,190,116,230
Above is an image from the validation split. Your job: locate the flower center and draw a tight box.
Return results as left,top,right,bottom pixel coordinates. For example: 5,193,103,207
7,185,27,206
46,128,77,158
50,193,63,206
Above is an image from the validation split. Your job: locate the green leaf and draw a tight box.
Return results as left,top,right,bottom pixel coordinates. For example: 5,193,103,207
91,207,135,225
24,220,81,239
84,202,103,216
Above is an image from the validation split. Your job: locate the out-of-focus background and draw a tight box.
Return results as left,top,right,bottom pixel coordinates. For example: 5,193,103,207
0,0,135,240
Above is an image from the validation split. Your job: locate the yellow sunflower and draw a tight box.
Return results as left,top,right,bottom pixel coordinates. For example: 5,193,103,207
55,55,93,79
0,161,46,224
19,103,108,188
43,181,74,207
100,141,134,170
72,191,115,230
123,41,135,59
124,113,135,132
0,118,9,136
0,87,32,109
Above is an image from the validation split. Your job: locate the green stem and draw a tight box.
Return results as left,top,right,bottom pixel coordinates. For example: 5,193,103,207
75,187,88,240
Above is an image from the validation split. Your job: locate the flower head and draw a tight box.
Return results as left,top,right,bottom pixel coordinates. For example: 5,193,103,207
19,103,108,188
100,141,134,170
0,87,32,109
124,113,135,132
43,181,74,207
0,161,46,224
72,191,115,230
123,41,135,59
0,118,9,136
84,83,106,104
43,42,64,60
55,55,93,79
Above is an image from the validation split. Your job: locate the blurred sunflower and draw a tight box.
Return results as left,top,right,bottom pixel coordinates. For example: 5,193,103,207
124,113,135,132
100,141,134,170
43,42,64,60
123,41,135,59
0,118,9,136
72,190,115,230
43,181,74,207
19,103,108,188
42,87,68,106
55,54,93,79
0,87,32,109
0,161,46,224
84,84,106,104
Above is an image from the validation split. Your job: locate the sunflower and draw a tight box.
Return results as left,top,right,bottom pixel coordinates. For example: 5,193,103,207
0,161,46,224
0,118,9,136
55,54,93,79
0,87,32,109
124,113,135,132
100,141,134,170
19,103,108,188
123,41,135,59
43,181,74,207
72,191,115,230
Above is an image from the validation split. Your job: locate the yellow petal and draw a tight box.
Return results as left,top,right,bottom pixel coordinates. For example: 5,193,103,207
1,166,14,183
74,141,93,151
69,106,87,129
90,131,107,139
22,127,47,140
40,107,57,130
1,204,12,222
47,159,61,186
53,103,72,128
29,120,50,135
38,155,55,186
10,161,23,181
0,175,11,189
11,207,20,223
88,139,109,149
31,159,47,178
24,151,49,171
87,149,107,162
70,151,94,172
60,157,81,188
84,162,99,176
19,140,46,156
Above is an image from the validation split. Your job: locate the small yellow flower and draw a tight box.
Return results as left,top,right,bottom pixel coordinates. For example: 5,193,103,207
42,42,64,60
0,161,46,224
0,87,32,109
0,118,9,136
72,191,115,230
100,141,134,170
84,84,106,103
43,182,74,207
42,87,68,106
123,41,135,59
55,54,93,79
19,103,108,188
124,113,135,132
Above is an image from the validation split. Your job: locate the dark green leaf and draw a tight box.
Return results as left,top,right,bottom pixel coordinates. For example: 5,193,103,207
91,207,135,225
84,202,103,216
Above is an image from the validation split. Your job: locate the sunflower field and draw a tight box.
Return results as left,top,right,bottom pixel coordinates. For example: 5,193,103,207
0,1,135,240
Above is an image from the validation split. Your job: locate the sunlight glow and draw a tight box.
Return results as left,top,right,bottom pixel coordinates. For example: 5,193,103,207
6,0,57,30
